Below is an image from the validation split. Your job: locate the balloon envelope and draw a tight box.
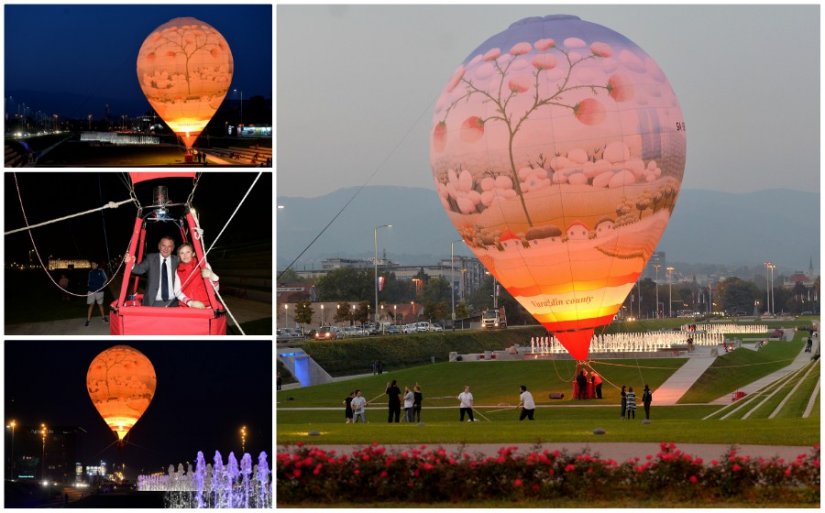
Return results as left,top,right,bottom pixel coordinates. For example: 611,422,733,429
430,15,686,360
86,345,157,440
136,17,234,149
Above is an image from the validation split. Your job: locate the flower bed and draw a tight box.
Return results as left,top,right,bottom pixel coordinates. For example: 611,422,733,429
277,442,819,505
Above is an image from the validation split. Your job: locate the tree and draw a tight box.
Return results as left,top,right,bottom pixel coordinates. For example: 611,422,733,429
424,301,449,324
717,277,760,315
315,268,371,301
277,268,302,285
353,301,370,325
334,302,352,325
421,276,451,306
455,302,470,319
294,300,313,327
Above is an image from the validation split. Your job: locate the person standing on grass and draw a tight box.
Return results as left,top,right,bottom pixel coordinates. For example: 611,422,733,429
620,385,627,418
625,386,637,420
642,384,653,420
592,371,603,399
85,261,109,327
351,390,367,424
403,386,415,423
518,385,535,421
458,385,475,422
343,391,354,424
413,383,423,423
385,380,402,423
576,370,588,400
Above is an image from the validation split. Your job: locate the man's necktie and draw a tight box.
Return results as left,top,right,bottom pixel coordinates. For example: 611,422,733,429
161,258,169,301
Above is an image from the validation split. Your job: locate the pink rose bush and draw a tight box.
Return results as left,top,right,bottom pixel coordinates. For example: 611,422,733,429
278,442,819,505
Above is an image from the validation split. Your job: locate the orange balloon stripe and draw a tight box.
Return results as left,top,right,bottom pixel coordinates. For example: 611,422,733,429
505,272,641,297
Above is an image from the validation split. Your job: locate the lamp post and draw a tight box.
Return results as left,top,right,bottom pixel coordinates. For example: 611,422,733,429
393,304,397,324
233,88,244,125
451,239,464,326
240,426,247,454
637,280,642,319
320,304,325,326
336,304,340,326
653,264,661,318
283,304,288,329
40,423,47,481
7,420,15,479
666,266,675,318
374,224,392,324
768,263,776,315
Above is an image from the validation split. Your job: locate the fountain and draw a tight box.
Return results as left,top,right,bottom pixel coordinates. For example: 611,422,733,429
137,450,271,508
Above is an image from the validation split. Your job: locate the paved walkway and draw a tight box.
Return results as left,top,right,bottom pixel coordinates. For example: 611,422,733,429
653,346,717,405
278,442,813,463
710,330,815,405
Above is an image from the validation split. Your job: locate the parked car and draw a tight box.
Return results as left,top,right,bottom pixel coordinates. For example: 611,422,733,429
384,325,402,335
314,326,339,341
402,323,418,334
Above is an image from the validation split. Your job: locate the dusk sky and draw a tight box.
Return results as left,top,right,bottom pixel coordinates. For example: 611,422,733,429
278,5,820,197
5,340,272,475
5,4,272,118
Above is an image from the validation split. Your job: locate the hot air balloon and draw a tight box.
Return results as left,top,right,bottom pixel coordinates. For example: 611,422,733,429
430,15,686,361
86,345,157,442
136,17,234,155
109,172,227,335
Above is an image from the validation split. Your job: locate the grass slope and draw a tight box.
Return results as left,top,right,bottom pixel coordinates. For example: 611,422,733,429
775,361,820,419
276,358,685,408
677,338,805,404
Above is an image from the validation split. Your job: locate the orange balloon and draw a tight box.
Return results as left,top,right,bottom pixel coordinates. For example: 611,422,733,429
136,17,234,149
86,345,157,441
430,15,686,361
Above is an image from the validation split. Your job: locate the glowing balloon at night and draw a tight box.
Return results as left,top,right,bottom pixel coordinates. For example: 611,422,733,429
136,17,234,150
86,345,157,441
430,15,686,361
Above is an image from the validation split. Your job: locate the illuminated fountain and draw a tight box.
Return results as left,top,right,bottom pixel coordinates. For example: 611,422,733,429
137,451,271,509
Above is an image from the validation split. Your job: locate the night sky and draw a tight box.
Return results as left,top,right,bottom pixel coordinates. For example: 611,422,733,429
5,340,272,474
5,4,272,118
4,171,272,263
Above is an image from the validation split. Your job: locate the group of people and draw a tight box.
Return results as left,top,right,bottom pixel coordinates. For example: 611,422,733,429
620,384,653,420
123,236,219,309
342,381,424,424
575,369,603,399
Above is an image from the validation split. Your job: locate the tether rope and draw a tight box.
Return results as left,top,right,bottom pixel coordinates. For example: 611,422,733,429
12,173,129,297
277,97,435,280
5,198,134,235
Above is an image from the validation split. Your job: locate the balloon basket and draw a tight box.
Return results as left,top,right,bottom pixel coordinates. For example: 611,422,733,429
184,151,194,164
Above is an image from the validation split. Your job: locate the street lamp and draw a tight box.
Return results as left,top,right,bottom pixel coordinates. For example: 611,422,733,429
393,304,397,324
653,264,661,318
451,239,464,327
7,420,16,479
336,304,340,326
283,304,288,329
240,426,247,454
485,271,498,309
374,224,392,324
40,423,47,481
666,266,675,318
768,262,776,315
233,88,244,125
320,304,325,326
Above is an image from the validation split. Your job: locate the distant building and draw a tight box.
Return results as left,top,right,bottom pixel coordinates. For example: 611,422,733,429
12,425,85,483
48,258,91,271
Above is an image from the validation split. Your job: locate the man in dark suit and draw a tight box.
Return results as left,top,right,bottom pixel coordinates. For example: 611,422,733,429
124,236,181,307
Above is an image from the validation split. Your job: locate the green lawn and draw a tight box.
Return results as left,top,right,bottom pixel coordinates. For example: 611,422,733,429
677,338,805,404
775,361,820,418
277,358,685,408
277,406,818,446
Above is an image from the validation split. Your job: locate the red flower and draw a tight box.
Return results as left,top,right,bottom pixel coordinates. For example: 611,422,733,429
354,469,361,476
380,470,388,479
689,475,698,484
711,460,718,466
514,479,523,487
293,469,302,478
313,464,322,476
573,99,606,125
784,467,792,477
564,464,575,473
732,464,742,472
